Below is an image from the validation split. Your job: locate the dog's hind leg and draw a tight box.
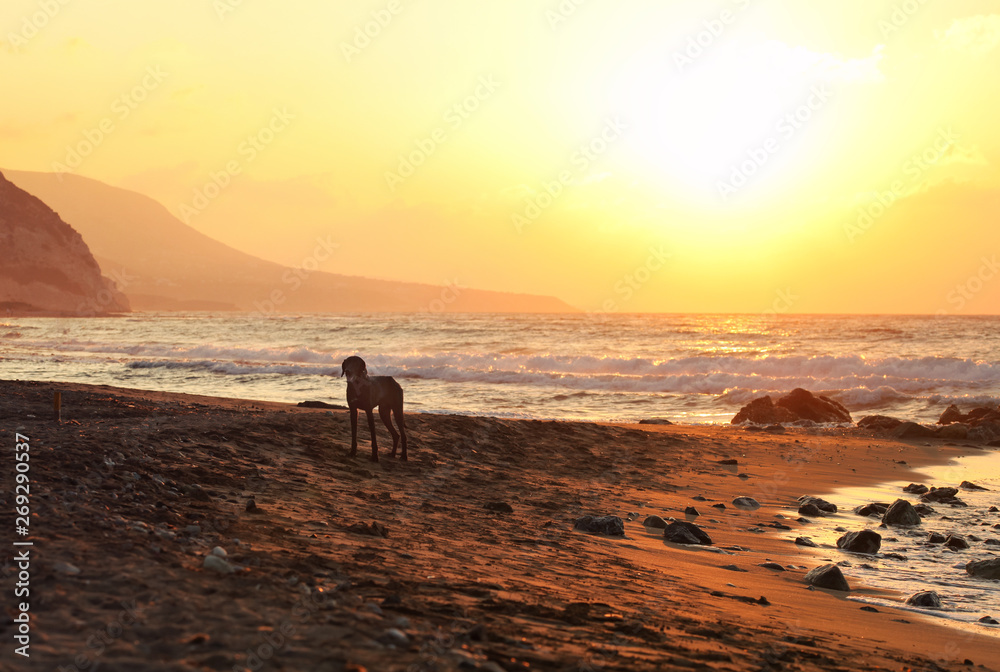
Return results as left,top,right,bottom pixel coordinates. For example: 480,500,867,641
365,408,379,462
379,404,400,457
395,403,408,461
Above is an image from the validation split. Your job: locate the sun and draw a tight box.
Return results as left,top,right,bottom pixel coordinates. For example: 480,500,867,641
609,40,834,204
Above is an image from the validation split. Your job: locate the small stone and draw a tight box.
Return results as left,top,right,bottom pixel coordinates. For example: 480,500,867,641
906,591,943,608
855,503,887,517
798,496,838,513
379,628,409,647
945,534,970,550
883,499,922,526
663,521,712,546
692,495,708,501
960,481,989,491
732,496,761,510
642,515,668,529
54,562,81,576
718,459,739,465
246,498,258,512
211,546,227,558
836,529,882,555
203,554,235,574
721,564,747,572
927,532,947,544
684,506,700,516
759,562,785,571
574,515,625,537
712,503,727,510
903,483,929,495
978,616,999,625
861,605,879,612
798,503,823,517
804,564,850,591
794,537,818,548
184,525,201,535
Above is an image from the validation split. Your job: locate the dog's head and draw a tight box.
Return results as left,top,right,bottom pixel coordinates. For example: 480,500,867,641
340,355,368,385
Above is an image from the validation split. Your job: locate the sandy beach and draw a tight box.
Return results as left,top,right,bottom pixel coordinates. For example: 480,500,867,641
2,378,998,672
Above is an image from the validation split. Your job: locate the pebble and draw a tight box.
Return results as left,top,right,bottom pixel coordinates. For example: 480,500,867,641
54,562,81,576
203,554,235,574
759,562,786,571
684,507,700,516
794,537,818,548
732,497,761,510
184,525,201,535
380,628,409,647
211,546,228,558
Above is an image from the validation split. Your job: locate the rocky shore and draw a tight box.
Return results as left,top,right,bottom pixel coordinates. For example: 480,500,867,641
1,380,998,671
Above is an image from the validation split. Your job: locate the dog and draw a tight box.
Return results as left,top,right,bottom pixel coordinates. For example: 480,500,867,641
340,355,407,462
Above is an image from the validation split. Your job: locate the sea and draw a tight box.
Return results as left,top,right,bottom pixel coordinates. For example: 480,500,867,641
2,312,999,424
2,311,999,637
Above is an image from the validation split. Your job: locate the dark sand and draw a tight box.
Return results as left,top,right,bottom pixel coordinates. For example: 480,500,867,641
1,379,997,671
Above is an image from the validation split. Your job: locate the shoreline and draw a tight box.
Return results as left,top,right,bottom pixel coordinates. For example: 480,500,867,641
2,379,998,671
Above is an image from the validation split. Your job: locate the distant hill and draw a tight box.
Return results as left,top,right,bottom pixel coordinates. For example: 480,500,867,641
4,170,577,314
0,171,129,316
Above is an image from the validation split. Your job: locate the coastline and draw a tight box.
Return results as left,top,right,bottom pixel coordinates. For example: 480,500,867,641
1,379,997,671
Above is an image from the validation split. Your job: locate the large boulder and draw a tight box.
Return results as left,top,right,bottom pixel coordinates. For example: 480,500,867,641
837,529,882,555
731,396,798,425
775,388,852,424
937,423,969,440
965,558,1000,580
890,422,938,439
663,521,712,546
882,499,921,526
804,564,850,591
732,389,852,424
938,404,965,425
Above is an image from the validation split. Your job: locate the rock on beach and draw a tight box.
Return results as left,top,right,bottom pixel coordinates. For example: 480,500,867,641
882,499,921,526
574,515,625,537
836,529,882,555
805,564,850,591
662,521,712,546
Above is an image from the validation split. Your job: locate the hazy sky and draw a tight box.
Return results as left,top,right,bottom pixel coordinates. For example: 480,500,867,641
2,1,999,313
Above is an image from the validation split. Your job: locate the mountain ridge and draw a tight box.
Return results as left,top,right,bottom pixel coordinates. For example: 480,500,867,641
0,170,130,316
4,170,578,314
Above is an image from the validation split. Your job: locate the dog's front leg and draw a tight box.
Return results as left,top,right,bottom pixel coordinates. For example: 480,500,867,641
366,408,379,462
349,404,359,457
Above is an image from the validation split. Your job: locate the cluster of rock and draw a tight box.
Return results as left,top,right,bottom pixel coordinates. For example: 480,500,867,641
731,389,852,425
856,404,1000,442
730,388,1000,444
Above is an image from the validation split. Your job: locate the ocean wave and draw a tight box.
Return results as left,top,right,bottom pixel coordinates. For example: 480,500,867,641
19,337,1000,403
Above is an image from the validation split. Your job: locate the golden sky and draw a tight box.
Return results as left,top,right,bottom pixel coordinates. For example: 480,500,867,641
2,0,999,313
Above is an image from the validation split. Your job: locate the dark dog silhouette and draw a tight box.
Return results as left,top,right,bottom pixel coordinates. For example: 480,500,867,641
341,355,407,462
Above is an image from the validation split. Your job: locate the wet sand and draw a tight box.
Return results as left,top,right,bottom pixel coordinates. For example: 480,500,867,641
1,379,997,671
